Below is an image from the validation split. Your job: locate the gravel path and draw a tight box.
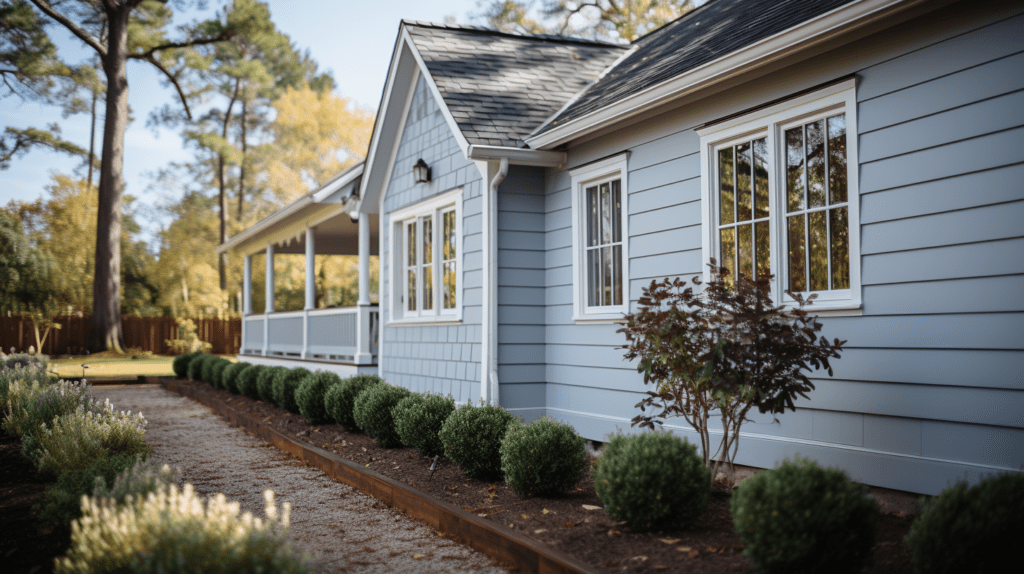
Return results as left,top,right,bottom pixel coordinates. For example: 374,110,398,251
90,384,506,574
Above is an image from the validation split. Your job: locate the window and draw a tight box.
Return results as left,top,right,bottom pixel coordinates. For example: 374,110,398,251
390,188,462,322
570,153,629,321
698,79,861,311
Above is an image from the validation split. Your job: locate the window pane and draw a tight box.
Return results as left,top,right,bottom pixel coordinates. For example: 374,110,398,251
753,137,769,219
828,114,848,205
787,216,805,292
443,210,456,261
587,249,599,307
443,261,457,309
407,221,416,267
407,270,417,311
809,210,828,291
612,244,623,306
423,264,434,310
720,227,736,287
830,207,850,289
611,179,622,243
600,182,612,245
586,186,599,247
786,127,804,213
719,147,735,224
422,216,433,264
755,220,770,280
807,119,826,208
602,246,613,306
736,142,752,222
738,224,753,279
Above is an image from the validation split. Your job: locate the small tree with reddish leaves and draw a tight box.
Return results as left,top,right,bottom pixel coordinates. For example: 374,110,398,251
619,261,845,486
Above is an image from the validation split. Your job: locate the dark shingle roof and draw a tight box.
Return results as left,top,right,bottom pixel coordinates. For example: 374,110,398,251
532,0,857,137
404,22,627,148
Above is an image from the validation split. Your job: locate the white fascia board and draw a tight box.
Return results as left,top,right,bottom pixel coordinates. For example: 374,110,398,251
358,28,409,208
313,162,364,203
400,28,472,158
217,195,314,254
466,144,567,167
525,0,931,149
377,66,420,216
220,203,347,257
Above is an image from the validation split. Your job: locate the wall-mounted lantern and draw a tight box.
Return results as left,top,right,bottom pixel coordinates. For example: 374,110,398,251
413,158,431,183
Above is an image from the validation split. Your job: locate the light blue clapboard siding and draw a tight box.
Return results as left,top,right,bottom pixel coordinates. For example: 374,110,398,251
522,1,1024,495
379,74,482,403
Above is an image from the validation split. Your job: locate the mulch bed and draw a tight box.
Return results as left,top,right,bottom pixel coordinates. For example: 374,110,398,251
173,380,917,574
0,434,66,574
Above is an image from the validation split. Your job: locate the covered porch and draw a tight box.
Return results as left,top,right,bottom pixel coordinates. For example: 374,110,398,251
219,164,380,369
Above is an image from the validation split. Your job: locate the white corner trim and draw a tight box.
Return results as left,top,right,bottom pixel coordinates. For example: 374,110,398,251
526,0,933,149
377,65,420,216
362,30,414,206
401,28,472,157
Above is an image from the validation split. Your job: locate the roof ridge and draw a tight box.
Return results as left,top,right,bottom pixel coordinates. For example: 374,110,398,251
401,19,629,49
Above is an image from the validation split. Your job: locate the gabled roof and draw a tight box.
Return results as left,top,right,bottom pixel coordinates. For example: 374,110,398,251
404,22,627,148
530,0,857,138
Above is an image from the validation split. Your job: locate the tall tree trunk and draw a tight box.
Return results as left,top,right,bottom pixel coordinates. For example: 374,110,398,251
237,97,247,221
217,79,240,290
89,8,130,353
87,85,97,190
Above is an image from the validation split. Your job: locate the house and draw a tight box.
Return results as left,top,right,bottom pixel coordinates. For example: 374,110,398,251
219,0,1024,495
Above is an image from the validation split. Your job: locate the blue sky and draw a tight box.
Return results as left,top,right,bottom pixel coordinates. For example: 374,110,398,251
0,0,481,243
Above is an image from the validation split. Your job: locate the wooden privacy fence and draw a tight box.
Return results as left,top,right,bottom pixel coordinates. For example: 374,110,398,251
0,316,241,356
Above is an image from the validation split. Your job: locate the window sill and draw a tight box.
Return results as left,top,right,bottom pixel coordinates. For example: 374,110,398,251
572,313,627,325
387,317,463,327
784,303,863,317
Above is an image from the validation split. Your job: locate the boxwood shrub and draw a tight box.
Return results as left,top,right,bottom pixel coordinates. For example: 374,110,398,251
324,375,382,430
731,458,878,574
224,363,251,394
500,418,585,497
393,394,455,457
257,366,288,403
439,404,516,481
200,355,220,384
905,473,1024,574
593,432,710,532
210,358,231,388
186,353,211,381
172,352,201,379
352,384,411,448
295,372,342,424
236,364,265,399
218,362,244,392
272,368,313,413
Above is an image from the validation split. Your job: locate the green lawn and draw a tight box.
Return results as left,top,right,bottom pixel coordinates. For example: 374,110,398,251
50,352,235,379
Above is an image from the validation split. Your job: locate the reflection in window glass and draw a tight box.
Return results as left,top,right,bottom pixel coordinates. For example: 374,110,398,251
442,209,457,309
584,178,624,308
719,148,735,223
786,127,804,213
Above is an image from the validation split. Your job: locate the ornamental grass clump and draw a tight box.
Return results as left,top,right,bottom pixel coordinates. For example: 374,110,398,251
593,432,709,531
0,361,52,406
38,453,142,528
56,485,309,574
258,366,289,403
295,371,342,424
353,384,411,448
905,472,1024,574
325,375,382,430
272,368,312,413
393,393,455,457
439,403,516,481
731,458,878,574
236,364,265,399
500,418,586,497
186,353,211,381
29,401,150,477
3,378,92,438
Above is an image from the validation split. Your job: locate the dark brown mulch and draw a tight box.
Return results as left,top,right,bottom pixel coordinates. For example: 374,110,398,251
174,380,917,574
0,433,66,574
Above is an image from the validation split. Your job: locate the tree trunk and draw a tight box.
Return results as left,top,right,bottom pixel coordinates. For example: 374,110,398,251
237,97,247,221
217,80,239,290
89,8,130,353
87,83,97,190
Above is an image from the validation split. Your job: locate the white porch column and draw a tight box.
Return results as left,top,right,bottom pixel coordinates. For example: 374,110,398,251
243,255,252,315
263,244,274,356
305,227,316,310
358,212,370,306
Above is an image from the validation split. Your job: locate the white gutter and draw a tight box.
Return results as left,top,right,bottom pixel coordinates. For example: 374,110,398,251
466,145,566,168
481,157,508,406
525,0,940,149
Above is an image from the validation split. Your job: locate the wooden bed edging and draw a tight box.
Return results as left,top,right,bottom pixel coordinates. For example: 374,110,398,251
160,379,598,574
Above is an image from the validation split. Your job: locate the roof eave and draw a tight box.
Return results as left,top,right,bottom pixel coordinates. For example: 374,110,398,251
525,0,944,150
466,144,566,167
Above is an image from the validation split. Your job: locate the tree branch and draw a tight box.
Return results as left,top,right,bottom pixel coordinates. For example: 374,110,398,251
128,33,232,61
145,55,192,121
28,0,106,57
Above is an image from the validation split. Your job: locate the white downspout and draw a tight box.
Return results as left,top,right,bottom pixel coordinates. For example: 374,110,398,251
481,157,508,406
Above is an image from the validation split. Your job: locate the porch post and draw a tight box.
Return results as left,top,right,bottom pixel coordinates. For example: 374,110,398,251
263,244,274,356
243,255,252,315
305,227,316,310
355,211,372,365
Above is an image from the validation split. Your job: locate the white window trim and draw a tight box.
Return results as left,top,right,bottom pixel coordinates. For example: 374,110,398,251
569,152,630,322
697,78,862,313
388,187,463,325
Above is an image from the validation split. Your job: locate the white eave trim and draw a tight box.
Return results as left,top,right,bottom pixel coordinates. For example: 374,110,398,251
466,144,566,167
525,0,933,149
400,27,472,157
313,162,364,203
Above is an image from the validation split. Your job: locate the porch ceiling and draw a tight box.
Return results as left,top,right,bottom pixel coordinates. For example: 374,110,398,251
269,212,380,256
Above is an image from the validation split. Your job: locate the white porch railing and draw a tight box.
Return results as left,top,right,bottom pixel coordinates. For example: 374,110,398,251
241,305,379,364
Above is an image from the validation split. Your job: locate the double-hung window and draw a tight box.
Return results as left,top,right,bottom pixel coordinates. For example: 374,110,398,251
570,153,629,321
390,188,462,322
698,79,861,311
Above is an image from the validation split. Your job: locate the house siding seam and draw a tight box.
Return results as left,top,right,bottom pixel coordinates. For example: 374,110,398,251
380,74,484,403
526,1,1024,495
